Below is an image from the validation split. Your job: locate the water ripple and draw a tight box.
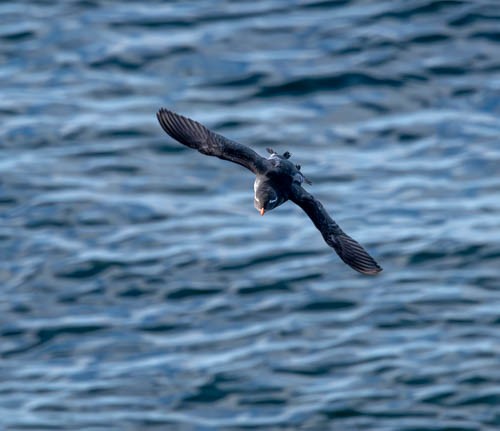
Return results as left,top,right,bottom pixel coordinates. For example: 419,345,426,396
1,0,499,430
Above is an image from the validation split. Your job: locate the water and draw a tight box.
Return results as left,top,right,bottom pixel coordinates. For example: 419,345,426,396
1,1,499,429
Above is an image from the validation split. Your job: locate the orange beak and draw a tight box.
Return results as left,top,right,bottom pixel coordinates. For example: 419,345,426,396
259,208,265,216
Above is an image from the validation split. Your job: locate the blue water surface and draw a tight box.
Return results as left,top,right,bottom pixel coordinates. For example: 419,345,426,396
1,1,499,430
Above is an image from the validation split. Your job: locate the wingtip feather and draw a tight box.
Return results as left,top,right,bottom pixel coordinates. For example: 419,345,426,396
334,233,383,275
156,107,209,149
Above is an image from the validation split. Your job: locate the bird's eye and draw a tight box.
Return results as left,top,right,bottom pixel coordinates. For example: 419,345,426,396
269,197,277,204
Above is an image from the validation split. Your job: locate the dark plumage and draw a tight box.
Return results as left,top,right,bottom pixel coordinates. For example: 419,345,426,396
157,108,382,275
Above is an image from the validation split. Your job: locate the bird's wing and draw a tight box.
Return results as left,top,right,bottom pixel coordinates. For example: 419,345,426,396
157,108,269,174
290,184,382,275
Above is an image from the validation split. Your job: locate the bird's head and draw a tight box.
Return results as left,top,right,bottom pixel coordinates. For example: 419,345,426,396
254,186,280,216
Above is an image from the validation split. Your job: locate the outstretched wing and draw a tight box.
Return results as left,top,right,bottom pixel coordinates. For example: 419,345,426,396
157,108,269,174
290,184,382,275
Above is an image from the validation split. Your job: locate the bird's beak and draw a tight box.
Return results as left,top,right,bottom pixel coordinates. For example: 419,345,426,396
260,208,265,216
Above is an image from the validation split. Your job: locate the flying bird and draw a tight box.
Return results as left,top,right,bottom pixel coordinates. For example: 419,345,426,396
156,108,382,275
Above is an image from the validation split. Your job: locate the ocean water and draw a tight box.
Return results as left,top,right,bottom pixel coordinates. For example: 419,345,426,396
1,1,499,430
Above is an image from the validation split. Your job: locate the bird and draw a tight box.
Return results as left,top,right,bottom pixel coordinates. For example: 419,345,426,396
156,108,382,275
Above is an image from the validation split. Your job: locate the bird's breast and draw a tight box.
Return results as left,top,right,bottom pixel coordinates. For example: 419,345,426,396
253,177,261,193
